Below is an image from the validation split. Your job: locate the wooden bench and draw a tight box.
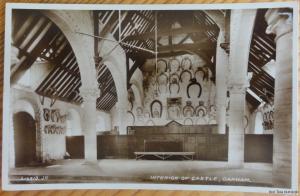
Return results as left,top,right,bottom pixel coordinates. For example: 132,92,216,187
134,152,195,160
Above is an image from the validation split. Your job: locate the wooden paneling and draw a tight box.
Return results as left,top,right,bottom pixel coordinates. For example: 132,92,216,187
244,134,273,163
97,135,136,159
98,124,228,161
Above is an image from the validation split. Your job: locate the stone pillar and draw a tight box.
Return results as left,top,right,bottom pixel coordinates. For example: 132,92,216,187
115,101,128,135
80,86,99,161
215,30,229,134
227,10,256,168
265,8,293,188
227,84,247,167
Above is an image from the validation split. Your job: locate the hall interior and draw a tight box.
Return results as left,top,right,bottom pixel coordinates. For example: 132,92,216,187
9,8,294,188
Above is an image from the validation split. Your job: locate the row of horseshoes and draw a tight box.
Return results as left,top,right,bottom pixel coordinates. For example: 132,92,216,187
156,58,210,82
149,58,211,96
156,57,209,75
154,76,202,98
128,100,216,124
262,110,274,130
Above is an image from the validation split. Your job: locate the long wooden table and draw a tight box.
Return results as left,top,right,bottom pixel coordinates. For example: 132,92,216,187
134,152,195,160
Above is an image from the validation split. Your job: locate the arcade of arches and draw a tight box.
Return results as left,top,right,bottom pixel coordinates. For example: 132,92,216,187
9,8,294,188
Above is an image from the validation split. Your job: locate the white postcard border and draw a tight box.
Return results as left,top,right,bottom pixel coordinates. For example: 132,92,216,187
2,1,299,193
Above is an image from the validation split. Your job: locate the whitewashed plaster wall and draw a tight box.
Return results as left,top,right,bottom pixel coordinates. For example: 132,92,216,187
10,88,94,165
96,111,112,133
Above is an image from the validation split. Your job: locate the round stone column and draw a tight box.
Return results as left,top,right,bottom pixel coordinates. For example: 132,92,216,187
215,30,229,134
227,84,247,168
265,8,293,188
227,9,256,168
115,101,128,135
80,86,100,161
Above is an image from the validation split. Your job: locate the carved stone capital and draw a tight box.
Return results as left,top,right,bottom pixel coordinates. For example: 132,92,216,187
79,86,100,102
265,8,293,42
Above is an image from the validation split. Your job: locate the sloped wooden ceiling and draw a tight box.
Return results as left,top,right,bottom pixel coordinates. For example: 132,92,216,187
11,10,117,111
96,10,221,88
11,9,276,111
246,9,276,108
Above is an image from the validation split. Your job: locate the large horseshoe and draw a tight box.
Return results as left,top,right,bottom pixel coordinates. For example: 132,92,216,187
179,70,193,82
187,78,202,98
150,99,163,118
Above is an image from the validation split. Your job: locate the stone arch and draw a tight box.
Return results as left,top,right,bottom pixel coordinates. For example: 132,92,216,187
103,60,127,105
43,10,99,91
11,97,42,167
99,31,127,105
130,83,142,107
13,99,35,119
66,108,82,136
130,69,144,105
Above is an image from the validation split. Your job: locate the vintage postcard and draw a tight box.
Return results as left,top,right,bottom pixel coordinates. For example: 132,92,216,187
2,2,299,193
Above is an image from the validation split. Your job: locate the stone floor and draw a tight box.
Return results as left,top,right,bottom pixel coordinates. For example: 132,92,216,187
9,159,273,187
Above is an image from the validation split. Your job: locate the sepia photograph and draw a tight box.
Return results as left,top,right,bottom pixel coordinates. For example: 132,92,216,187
2,2,298,193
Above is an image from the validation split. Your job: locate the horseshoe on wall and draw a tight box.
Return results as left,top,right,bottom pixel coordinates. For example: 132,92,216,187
179,70,193,82
194,67,209,81
196,108,207,117
181,57,193,70
150,99,163,118
169,73,180,83
168,58,181,73
157,72,169,85
50,109,60,123
157,73,169,94
169,82,180,94
157,59,168,73
43,108,50,121
183,105,195,117
195,103,207,117
127,111,135,125
187,78,202,98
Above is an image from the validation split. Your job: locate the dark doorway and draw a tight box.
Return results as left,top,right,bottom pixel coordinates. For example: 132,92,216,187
13,112,36,167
